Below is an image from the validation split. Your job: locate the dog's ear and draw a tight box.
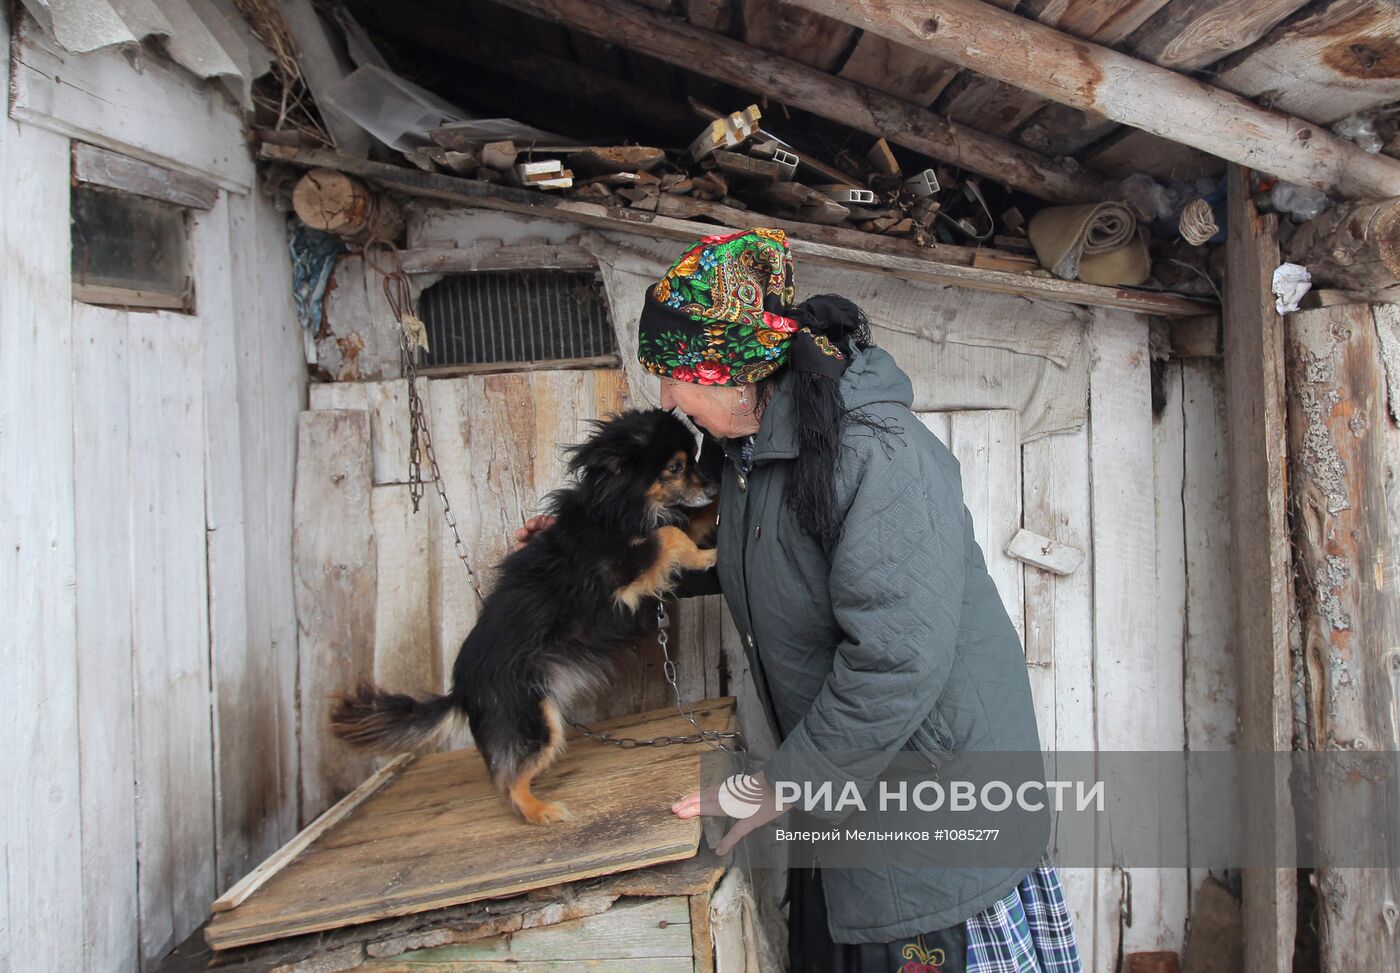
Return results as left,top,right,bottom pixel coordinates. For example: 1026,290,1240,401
563,417,627,477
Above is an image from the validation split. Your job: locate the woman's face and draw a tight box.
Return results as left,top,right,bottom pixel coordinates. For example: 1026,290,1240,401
658,377,761,439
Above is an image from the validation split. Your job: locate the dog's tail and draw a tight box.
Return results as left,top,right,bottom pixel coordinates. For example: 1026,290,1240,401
329,683,460,752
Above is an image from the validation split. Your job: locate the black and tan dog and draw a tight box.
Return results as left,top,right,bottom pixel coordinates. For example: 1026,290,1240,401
330,409,717,824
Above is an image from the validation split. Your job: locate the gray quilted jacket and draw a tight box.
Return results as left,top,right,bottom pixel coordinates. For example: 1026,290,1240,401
712,344,1043,944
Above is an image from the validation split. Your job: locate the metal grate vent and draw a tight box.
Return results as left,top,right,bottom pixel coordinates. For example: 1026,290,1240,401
418,271,615,368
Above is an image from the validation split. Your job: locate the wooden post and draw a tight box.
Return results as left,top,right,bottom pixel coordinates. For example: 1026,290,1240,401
292,168,404,243
492,0,1101,204
1222,164,1296,972
1283,302,1400,971
784,0,1400,199
1285,197,1400,294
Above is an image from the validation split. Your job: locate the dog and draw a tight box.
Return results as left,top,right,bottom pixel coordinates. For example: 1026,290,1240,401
330,409,718,825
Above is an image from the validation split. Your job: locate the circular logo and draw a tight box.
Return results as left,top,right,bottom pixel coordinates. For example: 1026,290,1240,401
716,773,766,819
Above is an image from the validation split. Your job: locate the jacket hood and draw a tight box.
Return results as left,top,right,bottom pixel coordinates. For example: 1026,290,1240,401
750,345,914,462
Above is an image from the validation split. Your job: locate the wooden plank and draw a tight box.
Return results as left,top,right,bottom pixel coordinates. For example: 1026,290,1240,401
837,30,958,104
377,897,692,964
204,701,735,950
1089,310,1185,957
918,411,1025,643
398,243,598,275
492,0,1101,203
1128,0,1309,72
72,303,140,973
1181,361,1237,753
1021,426,1096,969
785,0,1400,198
128,312,217,962
371,485,440,692
212,756,414,913
1222,163,1295,973
1083,128,1225,181
72,140,220,208
1004,527,1084,575
9,11,253,190
223,190,304,880
196,194,259,907
294,409,379,819
1214,0,1400,125
4,114,90,973
310,379,425,485
739,1,855,70
1284,303,1400,970
1181,359,1237,908
262,144,1212,318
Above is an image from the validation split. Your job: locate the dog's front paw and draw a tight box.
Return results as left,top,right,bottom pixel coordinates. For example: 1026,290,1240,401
695,548,718,570
523,800,573,825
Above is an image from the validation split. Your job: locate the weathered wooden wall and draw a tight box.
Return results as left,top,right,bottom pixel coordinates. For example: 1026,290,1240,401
0,10,306,970
302,226,1235,969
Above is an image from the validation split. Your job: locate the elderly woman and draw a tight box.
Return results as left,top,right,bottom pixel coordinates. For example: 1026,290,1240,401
525,228,1080,972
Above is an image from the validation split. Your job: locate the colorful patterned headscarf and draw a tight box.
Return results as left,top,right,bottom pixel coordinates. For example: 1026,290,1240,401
637,227,845,386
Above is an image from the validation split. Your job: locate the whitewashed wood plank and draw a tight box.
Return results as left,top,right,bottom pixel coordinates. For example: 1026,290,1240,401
1150,358,1192,935
226,190,302,855
372,484,439,692
1182,361,1237,752
310,380,425,485
196,195,265,905
1005,528,1084,575
1089,310,1186,958
72,303,140,973
9,11,254,190
1181,361,1238,912
0,116,84,973
1021,426,1096,968
426,378,487,700
128,313,216,963
917,410,1024,642
295,409,379,818
72,141,220,209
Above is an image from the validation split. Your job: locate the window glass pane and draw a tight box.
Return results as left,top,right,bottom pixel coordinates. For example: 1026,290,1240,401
71,185,188,301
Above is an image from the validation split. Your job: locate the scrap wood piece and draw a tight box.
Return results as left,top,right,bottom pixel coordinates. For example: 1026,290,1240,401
515,160,574,190
481,140,519,171
820,185,877,205
1004,528,1085,575
711,149,787,185
205,698,737,951
688,105,762,160
867,137,901,178
569,145,666,176
1284,196,1400,293
762,181,851,224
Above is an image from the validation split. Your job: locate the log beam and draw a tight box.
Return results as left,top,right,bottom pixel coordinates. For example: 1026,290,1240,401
491,0,1101,204
787,0,1400,199
1284,302,1400,971
1285,197,1400,294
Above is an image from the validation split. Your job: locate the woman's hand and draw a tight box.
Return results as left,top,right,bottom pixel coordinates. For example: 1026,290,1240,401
513,515,556,550
671,772,789,856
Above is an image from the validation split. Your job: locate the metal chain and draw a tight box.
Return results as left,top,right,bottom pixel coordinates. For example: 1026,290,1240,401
365,239,485,605
567,601,746,753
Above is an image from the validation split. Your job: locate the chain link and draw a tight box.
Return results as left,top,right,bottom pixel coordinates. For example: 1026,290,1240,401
567,601,746,754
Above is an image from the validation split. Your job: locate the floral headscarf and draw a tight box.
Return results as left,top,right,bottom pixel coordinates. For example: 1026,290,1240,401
637,228,844,386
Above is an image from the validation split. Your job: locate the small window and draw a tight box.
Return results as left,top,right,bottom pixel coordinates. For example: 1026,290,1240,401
71,184,191,311
418,271,616,372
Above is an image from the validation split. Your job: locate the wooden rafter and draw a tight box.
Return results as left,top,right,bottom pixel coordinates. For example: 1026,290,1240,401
491,0,1103,203
787,0,1400,199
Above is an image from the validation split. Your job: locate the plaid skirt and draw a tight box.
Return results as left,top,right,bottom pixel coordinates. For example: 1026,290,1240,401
788,856,1081,973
